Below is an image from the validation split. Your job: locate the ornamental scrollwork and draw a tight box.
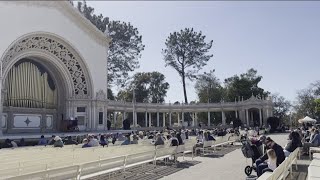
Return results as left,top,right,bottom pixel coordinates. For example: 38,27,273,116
2,35,90,99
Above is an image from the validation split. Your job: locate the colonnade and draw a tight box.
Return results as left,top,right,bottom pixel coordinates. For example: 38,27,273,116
105,106,273,129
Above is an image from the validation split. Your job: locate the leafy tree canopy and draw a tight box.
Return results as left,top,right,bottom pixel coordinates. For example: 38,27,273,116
116,72,169,103
195,70,224,103
224,68,269,101
163,28,213,104
76,1,145,87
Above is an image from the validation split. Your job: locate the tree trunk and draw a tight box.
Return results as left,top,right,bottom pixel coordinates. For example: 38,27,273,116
182,75,188,104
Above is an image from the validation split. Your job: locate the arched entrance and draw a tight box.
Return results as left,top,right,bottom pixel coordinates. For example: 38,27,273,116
248,108,262,127
1,32,93,133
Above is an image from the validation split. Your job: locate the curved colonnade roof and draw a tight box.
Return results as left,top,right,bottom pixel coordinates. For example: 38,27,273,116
103,96,273,112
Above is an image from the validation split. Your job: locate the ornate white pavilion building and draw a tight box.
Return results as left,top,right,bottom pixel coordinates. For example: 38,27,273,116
0,1,273,135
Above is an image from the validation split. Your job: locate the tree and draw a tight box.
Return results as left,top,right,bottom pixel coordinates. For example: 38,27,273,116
195,70,224,103
116,72,169,126
116,72,169,103
294,87,317,119
272,93,291,120
224,68,269,101
163,28,213,104
76,1,145,87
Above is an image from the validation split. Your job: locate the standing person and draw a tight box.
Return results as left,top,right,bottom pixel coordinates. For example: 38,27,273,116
255,137,285,177
107,120,111,130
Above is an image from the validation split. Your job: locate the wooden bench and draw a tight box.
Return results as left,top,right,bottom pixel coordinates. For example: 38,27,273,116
258,148,299,180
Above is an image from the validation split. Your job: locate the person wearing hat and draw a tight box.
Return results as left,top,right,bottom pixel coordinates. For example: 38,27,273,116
255,137,285,177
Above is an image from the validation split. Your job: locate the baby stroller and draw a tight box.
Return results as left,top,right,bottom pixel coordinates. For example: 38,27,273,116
241,139,263,176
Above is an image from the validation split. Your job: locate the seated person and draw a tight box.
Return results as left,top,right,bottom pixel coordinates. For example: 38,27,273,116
262,149,277,174
82,139,91,148
302,129,320,155
154,134,165,146
99,135,108,147
121,134,131,145
131,134,139,144
176,132,184,145
88,135,100,147
53,136,64,148
284,131,302,157
167,134,179,147
207,131,216,141
38,135,47,146
48,135,56,145
255,137,285,177
64,136,78,145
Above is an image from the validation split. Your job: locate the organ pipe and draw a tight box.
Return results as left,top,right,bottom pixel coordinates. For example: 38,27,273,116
4,60,57,109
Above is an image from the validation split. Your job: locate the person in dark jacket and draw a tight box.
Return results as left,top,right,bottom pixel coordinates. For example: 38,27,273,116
284,131,302,156
176,132,184,145
255,137,285,177
107,120,111,130
64,136,78,145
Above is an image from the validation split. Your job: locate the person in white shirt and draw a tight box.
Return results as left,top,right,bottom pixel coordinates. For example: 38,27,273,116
88,135,99,147
262,149,277,175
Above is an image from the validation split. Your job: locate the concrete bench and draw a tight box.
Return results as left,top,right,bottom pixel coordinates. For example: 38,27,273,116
310,147,320,160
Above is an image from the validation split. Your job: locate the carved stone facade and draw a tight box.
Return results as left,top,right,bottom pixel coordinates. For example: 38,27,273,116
2,34,91,99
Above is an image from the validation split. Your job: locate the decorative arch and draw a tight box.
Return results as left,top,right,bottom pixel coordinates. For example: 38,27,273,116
1,32,93,99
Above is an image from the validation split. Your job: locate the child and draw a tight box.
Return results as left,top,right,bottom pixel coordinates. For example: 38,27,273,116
267,149,277,171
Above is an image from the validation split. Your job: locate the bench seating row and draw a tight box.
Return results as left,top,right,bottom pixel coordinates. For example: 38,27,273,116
195,133,239,156
6,142,195,180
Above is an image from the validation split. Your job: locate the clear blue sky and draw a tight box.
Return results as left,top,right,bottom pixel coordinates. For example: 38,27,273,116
87,1,320,103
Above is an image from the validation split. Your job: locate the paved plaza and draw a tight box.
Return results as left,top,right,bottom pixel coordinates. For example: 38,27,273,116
159,133,290,180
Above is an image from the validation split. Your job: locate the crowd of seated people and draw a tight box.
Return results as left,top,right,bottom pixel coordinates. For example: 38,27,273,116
0,126,238,150
252,125,320,177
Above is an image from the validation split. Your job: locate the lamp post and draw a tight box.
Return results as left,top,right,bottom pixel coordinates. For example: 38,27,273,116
132,86,136,129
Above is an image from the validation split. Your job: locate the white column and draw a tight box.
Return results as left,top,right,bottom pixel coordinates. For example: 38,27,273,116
145,112,148,127
208,111,211,127
169,112,172,126
104,108,108,130
266,109,269,118
259,109,262,127
192,113,195,127
163,112,165,127
113,111,117,129
195,112,198,126
246,109,249,127
235,110,238,119
134,112,137,128
178,113,180,126
157,112,159,127
182,111,184,125
149,113,152,127
222,111,226,125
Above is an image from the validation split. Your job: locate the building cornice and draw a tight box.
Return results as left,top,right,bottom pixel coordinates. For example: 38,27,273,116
3,1,111,47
